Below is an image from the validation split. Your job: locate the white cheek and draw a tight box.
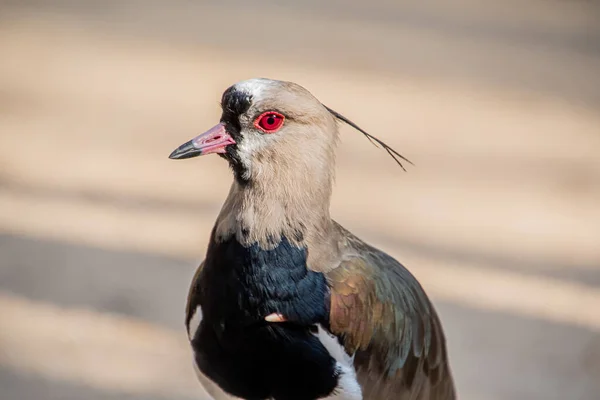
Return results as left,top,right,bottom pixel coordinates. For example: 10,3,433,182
235,133,269,178
187,305,203,340
314,325,363,400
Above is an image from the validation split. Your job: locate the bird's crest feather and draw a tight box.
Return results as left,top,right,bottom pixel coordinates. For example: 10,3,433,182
324,106,414,171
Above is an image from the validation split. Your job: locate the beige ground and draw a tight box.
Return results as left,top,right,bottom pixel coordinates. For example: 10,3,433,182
0,1,599,399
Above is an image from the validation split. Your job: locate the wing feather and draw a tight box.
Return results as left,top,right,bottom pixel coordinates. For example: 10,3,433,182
325,223,456,399
185,261,205,337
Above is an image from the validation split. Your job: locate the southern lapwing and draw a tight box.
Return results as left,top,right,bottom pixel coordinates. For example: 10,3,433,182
169,78,456,400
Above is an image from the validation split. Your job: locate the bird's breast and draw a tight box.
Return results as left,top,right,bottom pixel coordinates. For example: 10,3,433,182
189,235,342,399
198,235,330,327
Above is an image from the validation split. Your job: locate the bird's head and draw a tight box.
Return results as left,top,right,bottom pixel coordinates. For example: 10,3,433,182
169,78,411,247
169,78,335,184
169,78,411,185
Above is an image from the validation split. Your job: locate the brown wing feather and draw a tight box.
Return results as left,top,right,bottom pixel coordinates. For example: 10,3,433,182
326,223,456,399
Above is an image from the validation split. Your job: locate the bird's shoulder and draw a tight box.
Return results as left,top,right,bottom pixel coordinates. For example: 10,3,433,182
323,221,455,398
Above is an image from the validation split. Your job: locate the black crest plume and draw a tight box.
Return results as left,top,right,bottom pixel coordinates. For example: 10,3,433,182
325,106,413,171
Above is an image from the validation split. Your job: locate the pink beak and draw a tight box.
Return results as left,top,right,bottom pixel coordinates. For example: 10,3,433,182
169,123,236,160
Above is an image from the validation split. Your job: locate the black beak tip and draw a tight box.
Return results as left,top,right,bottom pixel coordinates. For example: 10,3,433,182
168,141,199,160
168,149,181,160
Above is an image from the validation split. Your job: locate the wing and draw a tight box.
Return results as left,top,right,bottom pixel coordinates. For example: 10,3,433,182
185,260,205,340
326,224,456,399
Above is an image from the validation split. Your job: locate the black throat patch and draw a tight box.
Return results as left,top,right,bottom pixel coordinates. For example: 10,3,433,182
219,86,252,184
189,234,338,400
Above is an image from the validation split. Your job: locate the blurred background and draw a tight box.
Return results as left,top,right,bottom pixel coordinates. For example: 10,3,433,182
1,0,599,399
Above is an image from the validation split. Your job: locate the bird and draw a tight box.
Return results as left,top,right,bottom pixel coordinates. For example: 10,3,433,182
169,78,456,400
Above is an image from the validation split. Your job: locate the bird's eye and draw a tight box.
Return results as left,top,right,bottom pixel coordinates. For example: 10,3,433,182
254,112,285,133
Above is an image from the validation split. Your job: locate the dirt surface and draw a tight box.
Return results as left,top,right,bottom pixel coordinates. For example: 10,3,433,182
1,1,599,399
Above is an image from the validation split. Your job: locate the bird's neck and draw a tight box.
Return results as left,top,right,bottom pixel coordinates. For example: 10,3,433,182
213,171,341,269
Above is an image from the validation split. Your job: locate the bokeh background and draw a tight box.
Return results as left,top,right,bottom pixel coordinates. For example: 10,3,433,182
1,1,600,399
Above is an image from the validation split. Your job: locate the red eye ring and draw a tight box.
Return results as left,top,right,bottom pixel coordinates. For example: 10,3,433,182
254,111,285,133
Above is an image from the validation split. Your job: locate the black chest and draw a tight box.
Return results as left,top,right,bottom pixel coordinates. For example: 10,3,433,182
189,236,338,400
